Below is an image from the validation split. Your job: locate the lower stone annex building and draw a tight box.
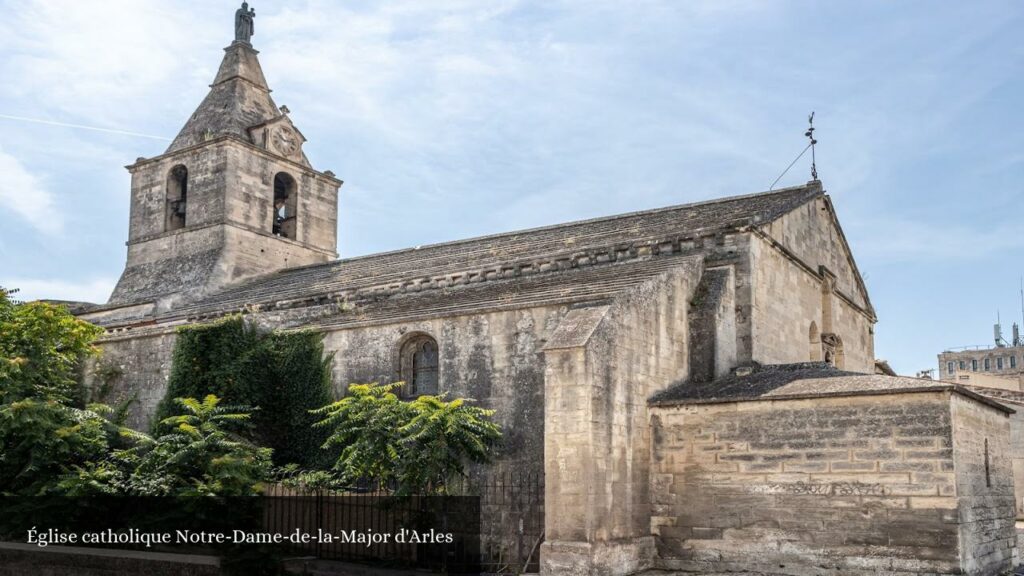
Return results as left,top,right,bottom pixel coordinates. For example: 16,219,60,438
58,9,1017,576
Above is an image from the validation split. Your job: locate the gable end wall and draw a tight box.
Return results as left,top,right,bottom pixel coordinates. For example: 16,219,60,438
749,196,874,372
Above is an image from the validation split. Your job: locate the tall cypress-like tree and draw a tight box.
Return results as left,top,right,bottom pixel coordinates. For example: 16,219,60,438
156,316,333,468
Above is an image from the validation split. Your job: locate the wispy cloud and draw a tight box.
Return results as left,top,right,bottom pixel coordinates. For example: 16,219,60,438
0,114,170,141
852,217,1024,264
2,277,115,305
0,1,217,126
0,147,62,234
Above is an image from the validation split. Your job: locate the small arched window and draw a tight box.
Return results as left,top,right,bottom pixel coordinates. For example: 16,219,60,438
398,334,439,397
809,322,821,362
166,165,188,231
272,172,298,239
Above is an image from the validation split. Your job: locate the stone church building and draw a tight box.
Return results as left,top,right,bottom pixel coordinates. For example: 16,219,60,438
65,14,1016,576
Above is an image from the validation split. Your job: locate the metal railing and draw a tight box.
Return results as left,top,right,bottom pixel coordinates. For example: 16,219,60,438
261,469,544,574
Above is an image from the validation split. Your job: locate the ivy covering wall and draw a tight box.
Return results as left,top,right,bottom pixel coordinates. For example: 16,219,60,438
155,316,334,468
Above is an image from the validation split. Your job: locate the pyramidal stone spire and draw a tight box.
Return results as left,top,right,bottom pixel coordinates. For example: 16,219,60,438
165,5,280,154
109,2,338,309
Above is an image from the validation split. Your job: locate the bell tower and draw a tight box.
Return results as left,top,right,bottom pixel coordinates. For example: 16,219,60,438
109,4,341,310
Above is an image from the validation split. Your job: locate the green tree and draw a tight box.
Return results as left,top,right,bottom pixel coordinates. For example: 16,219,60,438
0,400,113,496
243,331,333,467
0,287,102,404
313,383,412,486
132,395,272,496
0,288,112,496
157,317,332,468
398,395,502,494
314,383,502,494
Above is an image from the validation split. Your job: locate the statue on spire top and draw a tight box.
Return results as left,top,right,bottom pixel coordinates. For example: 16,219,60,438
235,2,256,44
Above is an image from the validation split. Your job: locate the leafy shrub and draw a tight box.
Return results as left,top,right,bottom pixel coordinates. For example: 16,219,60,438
58,395,272,497
133,395,272,496
0,287,102,404
314,383,502,494
0,288,111,496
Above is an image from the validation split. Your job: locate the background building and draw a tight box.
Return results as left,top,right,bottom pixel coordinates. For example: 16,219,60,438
938,322,1024,383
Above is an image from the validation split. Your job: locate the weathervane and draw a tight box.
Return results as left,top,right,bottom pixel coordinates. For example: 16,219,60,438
769,111,822,190
805,111,818,181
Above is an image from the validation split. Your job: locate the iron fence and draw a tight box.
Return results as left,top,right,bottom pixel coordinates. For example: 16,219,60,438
262,470,544,574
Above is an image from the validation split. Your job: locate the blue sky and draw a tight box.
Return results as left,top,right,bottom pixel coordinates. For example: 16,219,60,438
0,0,1021,376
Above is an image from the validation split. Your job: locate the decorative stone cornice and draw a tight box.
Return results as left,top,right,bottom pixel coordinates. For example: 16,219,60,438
91,228,741,336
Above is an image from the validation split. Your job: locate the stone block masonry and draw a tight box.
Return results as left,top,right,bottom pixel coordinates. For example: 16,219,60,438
649,390,1015,576
951,393,1017,574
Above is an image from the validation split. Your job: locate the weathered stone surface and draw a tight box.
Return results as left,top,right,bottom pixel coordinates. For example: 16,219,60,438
108,40,339,309
950,394,1017,574
81,331,178,431
687,267,736,383
167,42,275,156
71,18,1021,576
541,262,700,574
648,390,1015,575
749,196,876,373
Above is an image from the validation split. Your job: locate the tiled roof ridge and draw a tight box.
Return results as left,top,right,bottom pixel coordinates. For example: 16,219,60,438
167,241,712,324
286,182,819,274
169,184,819,312
80,211,737,321
957,383,1024,406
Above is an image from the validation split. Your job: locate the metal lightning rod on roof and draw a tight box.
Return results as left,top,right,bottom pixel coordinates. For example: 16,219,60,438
769,111,818,191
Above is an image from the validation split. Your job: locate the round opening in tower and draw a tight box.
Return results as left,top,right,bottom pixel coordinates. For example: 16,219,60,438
273,172,297,239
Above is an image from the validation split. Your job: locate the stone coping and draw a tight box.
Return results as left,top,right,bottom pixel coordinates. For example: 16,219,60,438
650,383,1014,415
958,383,1024,407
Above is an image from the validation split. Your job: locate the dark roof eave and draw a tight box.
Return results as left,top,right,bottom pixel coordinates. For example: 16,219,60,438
649,384,1015,415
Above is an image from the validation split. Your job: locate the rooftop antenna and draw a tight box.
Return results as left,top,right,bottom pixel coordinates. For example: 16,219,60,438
769,111,819,190
805,111,818,181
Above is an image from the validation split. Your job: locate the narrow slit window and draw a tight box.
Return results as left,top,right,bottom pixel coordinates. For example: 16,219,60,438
984,438,991,488
166,165,188,231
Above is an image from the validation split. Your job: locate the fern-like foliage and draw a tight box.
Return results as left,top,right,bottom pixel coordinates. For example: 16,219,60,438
129,395,271,497
399,395,501,495
314,383,501,495
0,291,273,502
